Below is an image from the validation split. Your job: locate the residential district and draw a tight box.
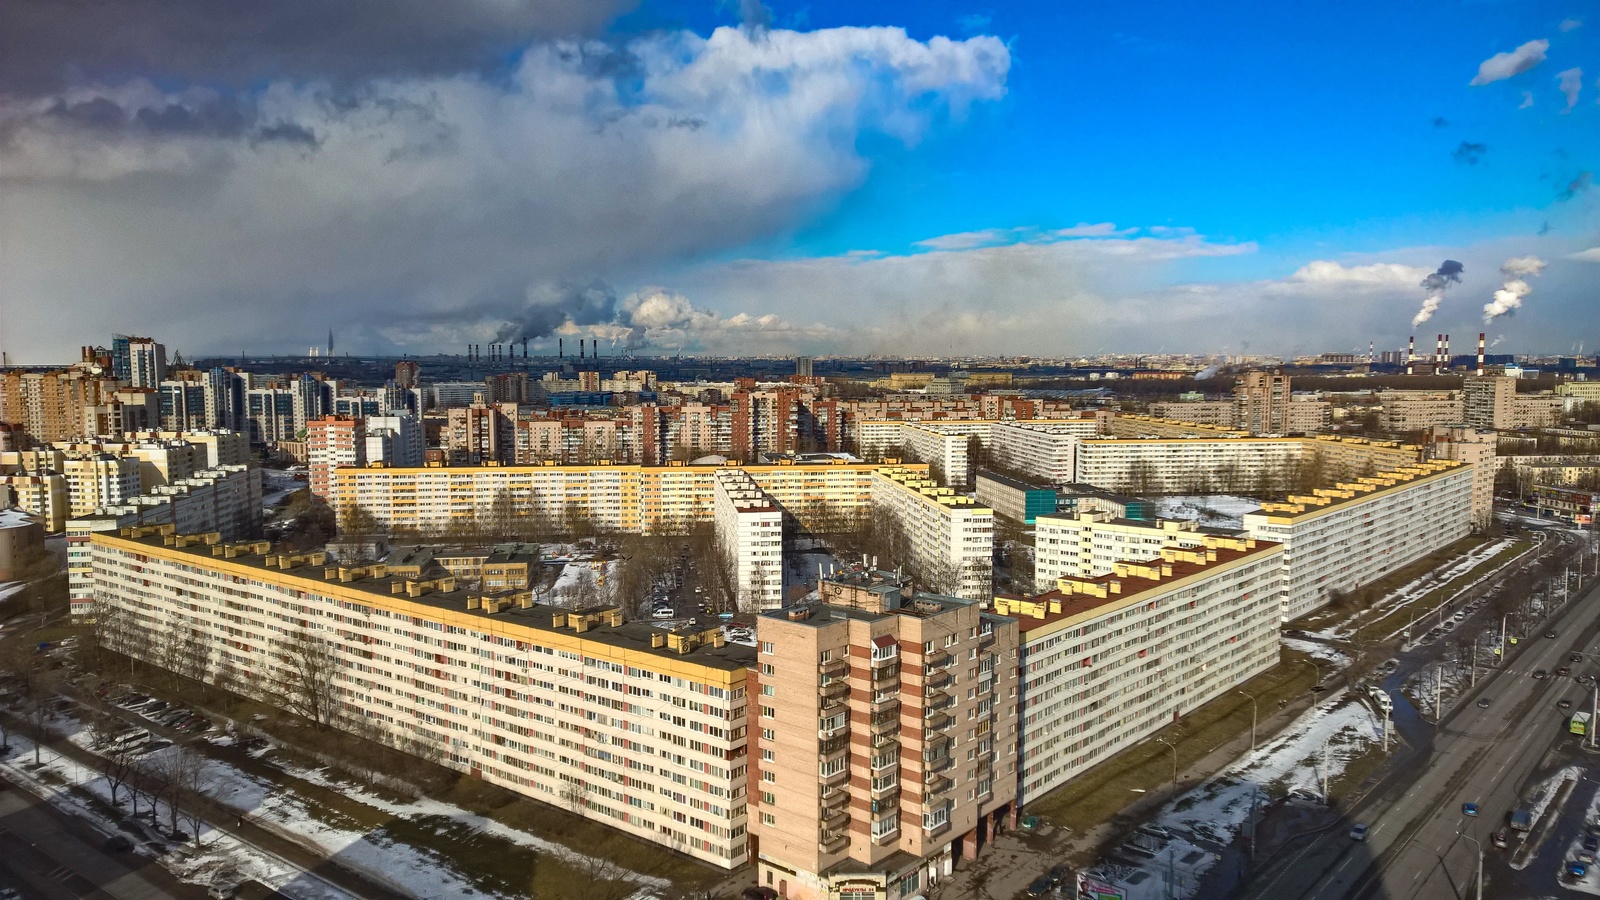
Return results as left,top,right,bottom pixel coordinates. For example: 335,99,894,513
1,335,1599,900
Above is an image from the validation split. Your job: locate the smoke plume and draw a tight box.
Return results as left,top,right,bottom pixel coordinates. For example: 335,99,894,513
1412,259,1464,327
1483,256,1545,322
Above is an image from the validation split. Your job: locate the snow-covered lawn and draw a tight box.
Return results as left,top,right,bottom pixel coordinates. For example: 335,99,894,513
3,705,666,900
1152,496,1262,529
1513,765,1584,871
1280,637,1352,669
1300,536,1525,642
0,728,351,899
1097,691,1389,898
1159,690,1384,852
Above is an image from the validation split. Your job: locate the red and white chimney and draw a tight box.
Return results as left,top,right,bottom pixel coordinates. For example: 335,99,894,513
1407,335,1415,375
1477,332,1486,376
1443,334,1450,368
1435,334,1443,369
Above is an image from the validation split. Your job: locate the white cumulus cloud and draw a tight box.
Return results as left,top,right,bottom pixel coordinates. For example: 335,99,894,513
0,24,1010,359
1469,39,1549,86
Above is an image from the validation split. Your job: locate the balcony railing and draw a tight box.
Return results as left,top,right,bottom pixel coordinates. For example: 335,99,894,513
870,696,901,716
925,689,954,711
871,727,900,748
924,669,952,691
924,755,953,775
927,774,954,796
822,808,850,832
872,663,901,683
820,831,849,854
926,712,954,732
821,680,850,700
819,659,849,679
821,787,850,812
924,816,952,837
822,766,850,787
924,650,953,670
869,710,900,733
977,628,995,648
820,692,848,713
819,734,849,757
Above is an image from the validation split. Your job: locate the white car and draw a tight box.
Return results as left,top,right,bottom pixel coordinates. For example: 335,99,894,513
652,607,675,619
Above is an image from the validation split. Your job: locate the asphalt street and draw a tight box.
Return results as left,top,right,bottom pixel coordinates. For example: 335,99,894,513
0,773,207,900
1241,567,1600,900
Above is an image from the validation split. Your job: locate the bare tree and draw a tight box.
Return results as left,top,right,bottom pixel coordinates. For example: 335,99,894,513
93,724,140,807
173,747,211,845
273,628,341,729
180,629,212,699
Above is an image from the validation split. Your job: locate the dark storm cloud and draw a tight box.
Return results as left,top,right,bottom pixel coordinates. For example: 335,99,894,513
1452,140,1487,165
0,0,634,95
490,281,620,342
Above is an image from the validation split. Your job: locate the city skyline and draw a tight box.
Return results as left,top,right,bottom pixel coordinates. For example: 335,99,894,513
2,1,1597,360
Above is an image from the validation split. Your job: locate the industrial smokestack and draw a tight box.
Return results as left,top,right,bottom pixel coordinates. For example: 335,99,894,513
1407,335,1415,375
1435,334,1442,369
1368,340,1374,362
559,338,563,358
1443,334,1450,368
1477,332,1485,376
580,340,585,360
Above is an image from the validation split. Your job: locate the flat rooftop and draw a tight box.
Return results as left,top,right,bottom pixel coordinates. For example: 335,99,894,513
101,531,756,673
996,538,1281,634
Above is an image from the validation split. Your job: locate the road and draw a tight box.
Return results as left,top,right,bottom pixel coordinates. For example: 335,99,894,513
0,772,208,900
1241,569,1600,899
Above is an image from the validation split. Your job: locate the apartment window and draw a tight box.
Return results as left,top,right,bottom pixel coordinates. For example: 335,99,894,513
762,770,776,783
761,663,775,676
761,705,776,719
762,728,775,741
761,684,775,697
819,649,833,663
762,791,776,805
761,813,776,826
871,817,898,840
760,641,775,654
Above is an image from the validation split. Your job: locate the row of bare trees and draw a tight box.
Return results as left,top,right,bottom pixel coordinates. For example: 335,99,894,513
87,711,211,843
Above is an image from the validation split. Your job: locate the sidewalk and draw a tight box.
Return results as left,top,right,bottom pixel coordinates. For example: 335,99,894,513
1,708,411,900
930,679,1334,900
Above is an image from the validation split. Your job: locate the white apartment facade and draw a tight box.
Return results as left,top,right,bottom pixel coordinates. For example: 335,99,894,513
1033,512,1223,590
67,464,261,619
330,460,918,538
987,421,1089,485
713,469,785,610
1241,460,1474,620
90,530,755,868
1001,535,1283,803
62,454,142,516
869,468,994,601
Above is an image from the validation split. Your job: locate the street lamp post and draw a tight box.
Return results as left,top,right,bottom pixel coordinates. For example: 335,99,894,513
1155,737,1179,801
1238,690,1259,754
1459,832,1484,900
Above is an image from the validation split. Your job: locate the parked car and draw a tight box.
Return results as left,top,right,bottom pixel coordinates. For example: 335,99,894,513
1478,697,1491,708
1568,860,1589,879
1463,802,1479,817
1558,666,1572,677
1581,835,1600,863
1573,653,1585,663
1548,631,1560,639
1560,699,1574,710
1535,670,1549,679
1492,828,1510,848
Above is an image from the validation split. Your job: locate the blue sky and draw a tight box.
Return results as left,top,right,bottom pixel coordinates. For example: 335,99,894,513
0,0,1595,359
694,0,1594,261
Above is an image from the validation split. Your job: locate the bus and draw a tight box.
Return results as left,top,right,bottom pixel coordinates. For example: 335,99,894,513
1571,711,1591,736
